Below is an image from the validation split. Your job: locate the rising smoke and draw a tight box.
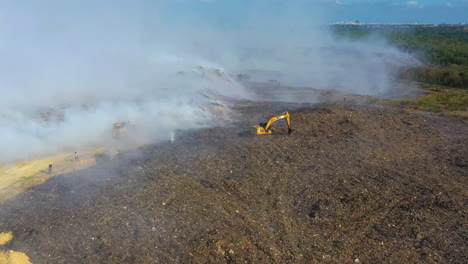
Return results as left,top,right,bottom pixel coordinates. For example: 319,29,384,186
0,0,416,163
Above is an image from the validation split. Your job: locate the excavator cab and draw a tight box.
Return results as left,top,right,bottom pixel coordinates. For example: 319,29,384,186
112,121,132,138
252,112,293,135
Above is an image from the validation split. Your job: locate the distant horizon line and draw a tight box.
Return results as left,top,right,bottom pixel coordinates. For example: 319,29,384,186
330,22,467,26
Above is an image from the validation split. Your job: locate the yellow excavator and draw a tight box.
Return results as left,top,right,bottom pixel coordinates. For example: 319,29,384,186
112,121,134,138
252,112,293,135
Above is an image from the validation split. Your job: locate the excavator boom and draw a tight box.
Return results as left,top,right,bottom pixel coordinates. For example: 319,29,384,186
252,112,292,135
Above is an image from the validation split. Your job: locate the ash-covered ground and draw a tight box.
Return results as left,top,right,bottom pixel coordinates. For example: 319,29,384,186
0,87,466,264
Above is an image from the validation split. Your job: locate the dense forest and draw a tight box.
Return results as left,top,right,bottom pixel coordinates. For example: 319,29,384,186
332,25,468,89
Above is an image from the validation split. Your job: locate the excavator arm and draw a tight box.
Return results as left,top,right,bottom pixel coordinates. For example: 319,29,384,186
252,112,293,135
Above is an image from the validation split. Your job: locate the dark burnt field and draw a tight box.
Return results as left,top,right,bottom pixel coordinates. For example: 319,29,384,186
0,97,467,263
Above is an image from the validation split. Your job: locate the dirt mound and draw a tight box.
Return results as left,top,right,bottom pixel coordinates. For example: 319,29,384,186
0,251,31,264
0,232,13,246
0,104,466,263
0,232,31,264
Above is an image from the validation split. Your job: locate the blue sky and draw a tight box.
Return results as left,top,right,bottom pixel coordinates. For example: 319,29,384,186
180,0,468,24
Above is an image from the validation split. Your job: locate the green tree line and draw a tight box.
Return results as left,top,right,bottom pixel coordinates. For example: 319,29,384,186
333,25,468,89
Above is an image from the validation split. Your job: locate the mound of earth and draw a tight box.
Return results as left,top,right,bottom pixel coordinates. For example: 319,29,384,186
0,103,466,264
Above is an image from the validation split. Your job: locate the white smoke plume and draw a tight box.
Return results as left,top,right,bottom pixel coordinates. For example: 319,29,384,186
0,0,416,163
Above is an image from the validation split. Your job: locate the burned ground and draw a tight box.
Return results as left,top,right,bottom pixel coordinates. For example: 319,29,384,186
0,102,466,263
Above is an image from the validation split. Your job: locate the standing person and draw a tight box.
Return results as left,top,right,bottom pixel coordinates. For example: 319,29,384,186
48,162,53,174
74,152,80,162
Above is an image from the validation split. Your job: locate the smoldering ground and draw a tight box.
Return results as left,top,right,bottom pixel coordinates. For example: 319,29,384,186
1,103,466,264
0,0,418,163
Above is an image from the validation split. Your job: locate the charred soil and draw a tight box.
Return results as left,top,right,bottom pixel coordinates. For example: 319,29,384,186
0,102,466,264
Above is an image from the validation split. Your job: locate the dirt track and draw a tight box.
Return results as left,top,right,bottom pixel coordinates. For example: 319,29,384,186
0,96,467,263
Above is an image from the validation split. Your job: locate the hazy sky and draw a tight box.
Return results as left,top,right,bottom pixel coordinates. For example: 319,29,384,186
184,0,468,24
324,0,468,23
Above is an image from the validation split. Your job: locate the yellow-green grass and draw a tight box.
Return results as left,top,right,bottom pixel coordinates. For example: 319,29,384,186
0,149,114,204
